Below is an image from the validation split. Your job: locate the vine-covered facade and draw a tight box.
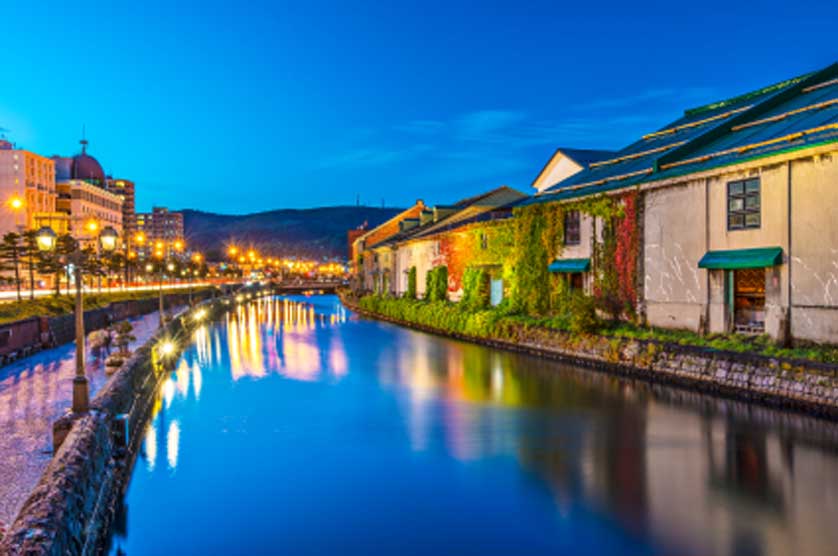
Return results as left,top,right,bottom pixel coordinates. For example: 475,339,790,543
351,61,838,345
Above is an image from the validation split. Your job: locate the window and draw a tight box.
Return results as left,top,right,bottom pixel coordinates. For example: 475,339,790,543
727,178,760,230
564,210,581,245
480,232,488,250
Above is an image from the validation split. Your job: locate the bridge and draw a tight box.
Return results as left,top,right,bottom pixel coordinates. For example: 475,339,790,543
270,280,346,294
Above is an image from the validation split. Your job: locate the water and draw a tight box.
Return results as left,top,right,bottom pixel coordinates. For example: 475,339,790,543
109,295,838,556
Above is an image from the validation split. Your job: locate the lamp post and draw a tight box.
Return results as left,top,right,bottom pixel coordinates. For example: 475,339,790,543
126,231,145,286
153,239,186,326
37,224,118,413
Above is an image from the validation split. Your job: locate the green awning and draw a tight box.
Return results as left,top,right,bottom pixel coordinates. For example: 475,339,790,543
697,247,783,270
548,258,590,273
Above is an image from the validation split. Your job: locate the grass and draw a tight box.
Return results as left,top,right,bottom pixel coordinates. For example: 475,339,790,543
0,287,217,326
355,294,838,366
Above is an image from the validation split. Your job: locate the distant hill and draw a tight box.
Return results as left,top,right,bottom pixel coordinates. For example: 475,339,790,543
182,206,403,261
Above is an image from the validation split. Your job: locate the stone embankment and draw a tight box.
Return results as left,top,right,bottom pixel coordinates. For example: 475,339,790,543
343,297,838,419
0,294,238,555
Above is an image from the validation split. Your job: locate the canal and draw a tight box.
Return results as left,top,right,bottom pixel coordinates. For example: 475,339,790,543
109,295,838,556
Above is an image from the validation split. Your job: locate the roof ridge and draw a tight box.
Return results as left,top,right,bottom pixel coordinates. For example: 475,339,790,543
684,71,816,117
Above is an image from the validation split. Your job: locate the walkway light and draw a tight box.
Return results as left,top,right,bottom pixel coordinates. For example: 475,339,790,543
100,226,118,252
159,340,176,357
145,263,154,272
31,224,91,413
35,226,57,252
167,262,175,272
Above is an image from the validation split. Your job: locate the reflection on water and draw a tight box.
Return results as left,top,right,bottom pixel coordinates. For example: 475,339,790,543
113,295,838,556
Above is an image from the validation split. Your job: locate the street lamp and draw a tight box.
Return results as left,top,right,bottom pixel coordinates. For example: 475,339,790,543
153,240,187,326
35,226,56,252
37,224,119,414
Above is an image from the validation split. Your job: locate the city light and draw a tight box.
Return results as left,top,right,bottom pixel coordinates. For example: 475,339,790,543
158,340,176,357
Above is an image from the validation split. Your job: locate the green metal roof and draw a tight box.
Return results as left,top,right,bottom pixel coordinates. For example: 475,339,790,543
548,258,590,273
529,62,838,208
697,247,783,269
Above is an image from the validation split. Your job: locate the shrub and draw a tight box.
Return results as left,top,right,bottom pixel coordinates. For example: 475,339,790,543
426,266,448,302
461,267,489,311
406,266,417,299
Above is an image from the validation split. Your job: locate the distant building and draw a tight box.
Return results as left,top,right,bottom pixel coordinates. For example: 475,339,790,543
55,180,123,243
351,200,427,293
0,139,67,234
347,223,368,262
136,206,184,247
106,178,136,236
52,139,122,243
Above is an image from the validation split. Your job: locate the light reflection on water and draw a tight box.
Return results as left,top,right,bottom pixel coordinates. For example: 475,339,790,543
113,295,838,556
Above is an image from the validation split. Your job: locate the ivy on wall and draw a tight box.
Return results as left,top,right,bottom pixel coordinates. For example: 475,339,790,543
509,190,641,319
461,267,489,310
378,189,641,323
437,220,516,295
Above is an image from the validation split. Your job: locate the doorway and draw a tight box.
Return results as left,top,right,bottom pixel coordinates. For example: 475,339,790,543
731,268,765,334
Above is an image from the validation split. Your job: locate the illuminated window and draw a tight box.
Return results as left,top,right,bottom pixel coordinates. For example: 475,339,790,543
727,178,760,230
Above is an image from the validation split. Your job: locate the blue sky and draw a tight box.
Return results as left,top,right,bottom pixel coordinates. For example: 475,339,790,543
1,0,836,214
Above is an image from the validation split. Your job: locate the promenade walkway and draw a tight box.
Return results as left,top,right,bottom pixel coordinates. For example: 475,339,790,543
0,309,176,529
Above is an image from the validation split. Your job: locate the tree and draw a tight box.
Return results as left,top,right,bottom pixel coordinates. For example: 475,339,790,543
0,232,23,301
36,234,77,296
106,252,125,288
21,230,39,300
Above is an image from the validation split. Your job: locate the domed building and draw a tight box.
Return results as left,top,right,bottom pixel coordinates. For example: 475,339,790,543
52,139,106,186
52,137,124,243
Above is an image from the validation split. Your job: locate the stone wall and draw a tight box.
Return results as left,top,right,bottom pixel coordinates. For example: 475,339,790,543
0,294,234,555
347,299,838,418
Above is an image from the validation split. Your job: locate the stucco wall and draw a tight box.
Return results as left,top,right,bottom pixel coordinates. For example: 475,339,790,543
643,181,707,331
789,153,838,342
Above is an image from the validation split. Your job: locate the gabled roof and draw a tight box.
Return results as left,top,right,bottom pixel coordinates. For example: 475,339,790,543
529,62,838,204
353,200,425,248
558,148,616,167
531,147,615,192
408,186,527,240
371,186,527,248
